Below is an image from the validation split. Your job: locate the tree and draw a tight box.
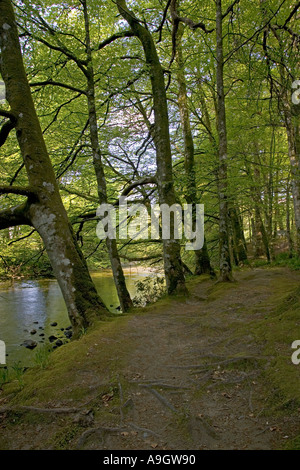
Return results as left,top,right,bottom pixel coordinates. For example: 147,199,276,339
81,0,133,312
116,0,187,295
172,9,215,276
215,0,233,281
0,0,108,337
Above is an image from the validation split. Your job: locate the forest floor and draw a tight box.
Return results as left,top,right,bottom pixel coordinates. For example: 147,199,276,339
0,266,300,450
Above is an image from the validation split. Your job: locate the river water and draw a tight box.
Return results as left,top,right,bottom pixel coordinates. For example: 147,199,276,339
0,269,150,367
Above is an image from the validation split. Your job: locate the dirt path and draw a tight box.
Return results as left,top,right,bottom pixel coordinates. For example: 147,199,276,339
1,267,300,450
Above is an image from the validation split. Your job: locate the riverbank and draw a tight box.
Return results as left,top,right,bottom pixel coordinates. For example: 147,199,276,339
0,268,163,366
0,266,300,450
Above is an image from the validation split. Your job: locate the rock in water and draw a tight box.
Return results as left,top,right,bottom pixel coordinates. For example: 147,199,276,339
22,340,37,350
64,330,73,339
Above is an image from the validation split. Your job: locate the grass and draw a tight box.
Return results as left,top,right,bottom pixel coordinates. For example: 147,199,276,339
33,344,52,369
252,253,300,271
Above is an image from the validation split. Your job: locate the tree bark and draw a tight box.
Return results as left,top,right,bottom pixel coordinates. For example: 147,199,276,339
215,0,233,281
174,20,215,277
282,97,300,255
82,0,133,312
0,0,108,337
116,0,186,295
228,206,248,265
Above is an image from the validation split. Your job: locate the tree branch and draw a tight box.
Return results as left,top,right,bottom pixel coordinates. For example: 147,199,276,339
121,176,157,197
94,30,135,50
17,24,88,76
29,80,86,95
7,229,36,246
0,186,36,197
0,110,17,148
222,0,240,19
0,203,32,230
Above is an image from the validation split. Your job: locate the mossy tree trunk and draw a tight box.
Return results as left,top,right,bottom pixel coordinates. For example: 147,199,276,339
82,0,133,312
116,0,186,295
0,0,108,337
286,175,294,257
228,207,248,265
174,20,215,277
216,0,233,281
282,97,300,256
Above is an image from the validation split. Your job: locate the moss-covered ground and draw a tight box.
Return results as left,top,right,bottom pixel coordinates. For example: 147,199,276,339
0,266,300,450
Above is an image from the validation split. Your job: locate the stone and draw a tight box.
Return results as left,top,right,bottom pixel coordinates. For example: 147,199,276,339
22,340,37,350
64,330,72,339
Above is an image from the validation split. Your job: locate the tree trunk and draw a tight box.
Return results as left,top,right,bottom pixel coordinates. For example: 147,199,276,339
286,176,293,258
216,0,233,281
174,20,215,277
228,206,248,265
283,98,300,255
116,0,186,295
0,0,108,337
82,0,133,312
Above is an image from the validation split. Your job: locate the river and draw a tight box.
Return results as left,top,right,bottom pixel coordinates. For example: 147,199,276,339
0,268,152,367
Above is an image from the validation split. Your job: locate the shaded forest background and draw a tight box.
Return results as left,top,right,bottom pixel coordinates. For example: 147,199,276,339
0,0,299,286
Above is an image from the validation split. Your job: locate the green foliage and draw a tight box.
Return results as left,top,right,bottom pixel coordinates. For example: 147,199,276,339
0,0,297,280
0,235,53,281
272,253,300,271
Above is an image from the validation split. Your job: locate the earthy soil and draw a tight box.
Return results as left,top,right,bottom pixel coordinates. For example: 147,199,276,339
0,267,300,450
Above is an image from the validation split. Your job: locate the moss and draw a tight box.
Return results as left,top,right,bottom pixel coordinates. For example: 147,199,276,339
2,266,300,449
1,316,134,406
284,434,300,450
243,275,300,415
49,423,81,450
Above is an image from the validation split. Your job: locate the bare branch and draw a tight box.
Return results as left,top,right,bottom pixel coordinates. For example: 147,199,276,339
222,0,240,19
30,80,86,95
94,30,135,50
121,176,157,197
8,229,36,246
